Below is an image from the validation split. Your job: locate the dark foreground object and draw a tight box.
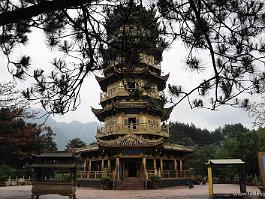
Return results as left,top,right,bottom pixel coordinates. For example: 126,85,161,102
31,152,77,199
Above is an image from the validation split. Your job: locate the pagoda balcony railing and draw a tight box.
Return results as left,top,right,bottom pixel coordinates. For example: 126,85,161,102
96,123,169,138
100,87,159,102
100,86,127,102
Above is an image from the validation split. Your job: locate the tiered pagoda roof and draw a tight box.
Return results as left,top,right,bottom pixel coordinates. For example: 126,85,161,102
92,101,173,122
95,67,169,92
163,143,193,153
79,1,193,158
75,143,99,154
97,133,164,148
101,3,165,69
75,142,193,154
75,4,194,186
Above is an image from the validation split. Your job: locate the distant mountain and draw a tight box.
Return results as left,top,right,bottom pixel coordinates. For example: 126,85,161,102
27,108,98,150
48,120,98,150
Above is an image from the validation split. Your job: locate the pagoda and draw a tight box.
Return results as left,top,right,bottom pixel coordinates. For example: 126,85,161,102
77,1,193,189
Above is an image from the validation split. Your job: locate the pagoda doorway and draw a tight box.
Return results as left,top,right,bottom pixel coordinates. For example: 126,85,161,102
123,159,141,179
128,160,137,177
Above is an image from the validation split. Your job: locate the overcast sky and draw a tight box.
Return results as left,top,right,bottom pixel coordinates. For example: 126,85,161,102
0,28,253,131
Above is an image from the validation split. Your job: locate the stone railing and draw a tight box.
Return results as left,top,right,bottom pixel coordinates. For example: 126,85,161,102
146,169,192,179
4,176,32,186
96,123,169,138
77,171,113,179
161,170,192,179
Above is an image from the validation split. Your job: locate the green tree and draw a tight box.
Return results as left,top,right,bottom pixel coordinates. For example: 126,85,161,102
186,144,220,177
210,125,265,176
168,122,221,146
169,122,262,176
0,165,16,181
222,123,249,139
66,138,86,150
0,81,57,167
222,131,259,175
0,107,57,168
0,0,264,114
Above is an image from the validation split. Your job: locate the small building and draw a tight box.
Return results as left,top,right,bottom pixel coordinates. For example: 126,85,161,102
76,1,193,189
206,159,246,198
31,152,77,199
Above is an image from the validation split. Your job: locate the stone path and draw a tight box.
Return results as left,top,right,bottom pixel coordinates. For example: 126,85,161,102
0,184,261,199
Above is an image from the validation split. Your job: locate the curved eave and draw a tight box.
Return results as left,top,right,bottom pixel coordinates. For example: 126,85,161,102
163,143,193,153
32,152,75,158
91,104,166,122
75,144,99,154
97,134,164,148
96,131,169,139
91,107,111,122
100,94,158,105
95,70,169,92
31,164,77,169
148,72,169,91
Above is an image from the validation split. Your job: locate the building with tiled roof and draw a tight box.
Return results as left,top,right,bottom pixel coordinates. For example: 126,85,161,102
76,1,193,189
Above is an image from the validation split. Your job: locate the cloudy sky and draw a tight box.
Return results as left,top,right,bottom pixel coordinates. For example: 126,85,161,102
0,28,253,131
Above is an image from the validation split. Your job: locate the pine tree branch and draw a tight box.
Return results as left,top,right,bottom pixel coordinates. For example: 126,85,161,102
0,0,95,26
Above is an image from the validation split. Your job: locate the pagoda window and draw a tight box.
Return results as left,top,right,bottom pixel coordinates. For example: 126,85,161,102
127,81,137,92
125,117,139,130
128,117,136,130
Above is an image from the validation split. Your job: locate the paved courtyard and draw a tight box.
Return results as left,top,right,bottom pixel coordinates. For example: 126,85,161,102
0,184,261,199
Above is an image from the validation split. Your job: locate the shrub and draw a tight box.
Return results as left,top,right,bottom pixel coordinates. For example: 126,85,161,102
100,176,112,185
149,175,161,189
0,165,16,181
150,175,161,182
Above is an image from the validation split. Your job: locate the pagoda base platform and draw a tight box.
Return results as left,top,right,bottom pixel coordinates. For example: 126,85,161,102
77,179,101,188
114,179,145,190
77,178,193,189
159,178,192,188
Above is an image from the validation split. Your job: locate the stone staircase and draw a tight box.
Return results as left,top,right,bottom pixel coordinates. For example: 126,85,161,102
114,179,145,190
